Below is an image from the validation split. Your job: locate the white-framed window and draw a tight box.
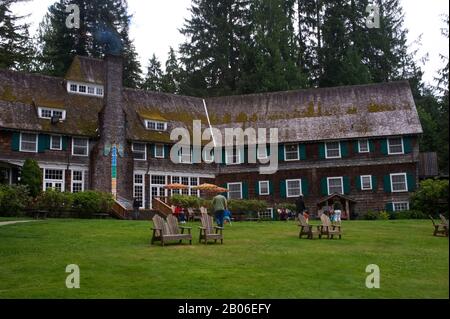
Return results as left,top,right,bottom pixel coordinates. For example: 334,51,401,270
178,147,192,164
154,144,165,158
390,173,408,192
284,144,299,161
257,145,268,159
259,181,270,195
203,148,215,163
151,175,166,185
228,182,243,199
358,139,370,153
181,177,190,195
327,177,344,195
360,175,372,190
134,173,145,209
67,81,104,97
132,143,147,161
50,135,62,151
286,179,302,198
72,138,89,156
43,169,65,192
260,208,274,220
19,133,38,153
71,170,84,193
325,142,341,159
393,201,410,211
225,147,242,165
388,137,404,155
145,120,168,132
38,107,66,121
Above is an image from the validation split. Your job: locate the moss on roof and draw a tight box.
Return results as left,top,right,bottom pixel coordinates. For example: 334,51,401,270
368,103,396,113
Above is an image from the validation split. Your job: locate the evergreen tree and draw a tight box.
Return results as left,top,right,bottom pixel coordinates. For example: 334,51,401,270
20,159,42,198
161,47,181,93
141,54,163,91
179,0,251,97
38,0,141,87
0,0,33,70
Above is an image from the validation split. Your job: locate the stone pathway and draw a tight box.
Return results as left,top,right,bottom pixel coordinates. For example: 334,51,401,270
0,220,36,227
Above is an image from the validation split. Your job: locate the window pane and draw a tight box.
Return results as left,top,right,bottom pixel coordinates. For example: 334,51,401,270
151,175,165,185
391,174,407,191
41,109,52,118
389,138,403,154
287,180,301,197
96,87,103,95
51,136,61,149
133,143,146,160
156,122,166,131
45,169,63,180
259,181,269,195
285,144,299,160
328,178,343,194
73,138,88,156
155,145,164,157
88,87,95,94
70,84,77,92
21,133,37,152
394,202,409,211
78,85,86,93
228,184,242,199
359,139,369,152
326,142,340,158
361,176,372,189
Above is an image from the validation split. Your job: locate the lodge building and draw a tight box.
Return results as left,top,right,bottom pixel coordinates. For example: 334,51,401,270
0,55,424,219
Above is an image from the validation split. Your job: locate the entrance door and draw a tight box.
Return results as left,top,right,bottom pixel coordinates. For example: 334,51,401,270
0,167,11,185
150,175,167,209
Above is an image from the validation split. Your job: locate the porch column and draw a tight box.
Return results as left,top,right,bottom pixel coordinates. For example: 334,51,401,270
345,200,350,220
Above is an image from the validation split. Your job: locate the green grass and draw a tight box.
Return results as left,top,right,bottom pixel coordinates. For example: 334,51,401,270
0,219,448,298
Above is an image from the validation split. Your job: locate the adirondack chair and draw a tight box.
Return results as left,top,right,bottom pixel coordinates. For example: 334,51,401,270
319,214,342,239
298,213,319,239
187,207,195,222
429,215,448,237
151,214,192,246
198,213,224,244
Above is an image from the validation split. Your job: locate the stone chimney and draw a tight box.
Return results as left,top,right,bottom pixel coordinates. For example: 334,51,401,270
90,55,133,200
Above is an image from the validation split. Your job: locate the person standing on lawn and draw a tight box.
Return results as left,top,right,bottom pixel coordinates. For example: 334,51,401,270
132,197,141,220
296,195,306,216
212,193,228,227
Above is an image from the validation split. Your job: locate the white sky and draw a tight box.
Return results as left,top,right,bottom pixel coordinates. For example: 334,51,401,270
10,0,450,86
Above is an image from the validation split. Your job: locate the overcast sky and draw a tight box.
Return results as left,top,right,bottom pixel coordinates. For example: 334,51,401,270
11,0,449,86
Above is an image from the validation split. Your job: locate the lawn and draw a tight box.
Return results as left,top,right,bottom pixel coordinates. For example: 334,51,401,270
0,219,448,299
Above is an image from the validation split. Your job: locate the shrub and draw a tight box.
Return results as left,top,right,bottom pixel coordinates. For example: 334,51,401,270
20,159,42,198
169,194,200,208
36,190,73,217
275,203,296,212
394,210,427,220
378,211,390,220
72,191,113,218
364,210,380,220
228,199,267,214
411,179,449,217
0,185,31,216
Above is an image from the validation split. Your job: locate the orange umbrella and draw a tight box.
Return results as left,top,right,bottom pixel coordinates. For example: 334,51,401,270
192,183,220,191
164,183,188,190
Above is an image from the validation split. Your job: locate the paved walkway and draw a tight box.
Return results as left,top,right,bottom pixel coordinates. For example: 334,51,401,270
0,220,36,227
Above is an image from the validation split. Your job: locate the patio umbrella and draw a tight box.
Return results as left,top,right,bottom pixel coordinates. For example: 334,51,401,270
193,183,228,193
163,183,188,190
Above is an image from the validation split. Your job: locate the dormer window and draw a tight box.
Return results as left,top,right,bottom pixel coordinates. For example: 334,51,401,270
38,107,66,121
145,120,168,132
67,81,104,97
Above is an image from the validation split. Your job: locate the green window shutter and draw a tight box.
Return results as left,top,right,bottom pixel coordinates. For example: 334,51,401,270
341,141,348,157
380,139,388,155
343,176,350,194
403,137,412,154
383,175,391,193
12,132,20,151
299,144,306,160
280,180,286,198
243,146,248,164
407,173,416,192
164,145,171,159
266,144,271,156
149,144,155,158
353,141,359,153
255,181,260,196
369,140,375,152
221,148,226,165
320,178,328,196
319,143,325,159
61,136,68,151
269,181,274,195
38,134,50,153
355,176,361,191
301,179,309,197
242,182,249,199
385,202,394,212
372,175,377,192
278,145,285,161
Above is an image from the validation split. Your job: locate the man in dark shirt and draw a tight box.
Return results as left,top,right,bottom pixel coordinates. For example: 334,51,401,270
296,195,306,216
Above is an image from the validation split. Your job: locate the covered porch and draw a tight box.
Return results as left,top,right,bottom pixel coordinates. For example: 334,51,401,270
316,193,357,220
0,161,21,185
